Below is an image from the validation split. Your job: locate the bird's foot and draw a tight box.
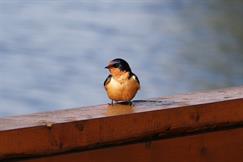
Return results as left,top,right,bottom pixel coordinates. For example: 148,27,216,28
108,100,114,105
128,101,133,106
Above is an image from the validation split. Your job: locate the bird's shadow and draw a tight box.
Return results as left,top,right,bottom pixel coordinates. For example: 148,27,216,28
105,99,177,116
109,101,133,106
108,99,176,107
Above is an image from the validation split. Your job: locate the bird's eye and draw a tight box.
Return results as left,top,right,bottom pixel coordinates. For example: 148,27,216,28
112,63,119,68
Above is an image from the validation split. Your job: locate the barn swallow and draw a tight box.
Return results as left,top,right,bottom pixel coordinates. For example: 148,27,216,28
104,58,140,105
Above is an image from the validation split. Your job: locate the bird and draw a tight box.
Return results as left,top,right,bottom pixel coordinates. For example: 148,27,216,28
104,58,140,105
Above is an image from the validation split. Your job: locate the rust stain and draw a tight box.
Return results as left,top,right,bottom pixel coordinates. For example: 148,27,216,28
75,122,85,132
200,146,208,156
190,110,200,122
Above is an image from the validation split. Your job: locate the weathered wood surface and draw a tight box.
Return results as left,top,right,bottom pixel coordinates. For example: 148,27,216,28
1,86,243,161
18,127,243,162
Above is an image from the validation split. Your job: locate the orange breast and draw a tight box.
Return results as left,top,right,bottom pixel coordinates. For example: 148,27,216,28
105,77,140,101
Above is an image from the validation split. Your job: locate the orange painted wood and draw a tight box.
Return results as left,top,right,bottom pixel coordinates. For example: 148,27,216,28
1,86,243,160
19,127,243,162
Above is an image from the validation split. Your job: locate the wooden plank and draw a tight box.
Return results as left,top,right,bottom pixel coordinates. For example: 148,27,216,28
1,86,243,160
17,127,243,162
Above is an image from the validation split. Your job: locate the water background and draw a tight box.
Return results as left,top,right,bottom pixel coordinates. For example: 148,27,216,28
0,0,243,116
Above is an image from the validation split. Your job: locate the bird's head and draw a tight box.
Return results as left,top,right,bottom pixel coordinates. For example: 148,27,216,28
105,58,131,72
105,58,132,77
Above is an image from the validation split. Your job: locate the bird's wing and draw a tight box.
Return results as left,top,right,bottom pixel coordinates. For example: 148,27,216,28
129,72,140,84
104,75,112,89
130,73,140,90
133,73,140,85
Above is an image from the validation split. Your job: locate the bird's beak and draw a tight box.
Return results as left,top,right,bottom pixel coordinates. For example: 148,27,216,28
105,64,112,69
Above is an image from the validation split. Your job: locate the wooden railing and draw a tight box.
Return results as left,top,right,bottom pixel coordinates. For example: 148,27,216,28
1,86,243,162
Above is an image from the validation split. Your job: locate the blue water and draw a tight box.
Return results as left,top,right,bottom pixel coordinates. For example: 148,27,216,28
0,1,243,116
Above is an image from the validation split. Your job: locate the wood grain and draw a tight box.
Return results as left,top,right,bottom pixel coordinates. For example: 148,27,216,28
1,86,243,160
